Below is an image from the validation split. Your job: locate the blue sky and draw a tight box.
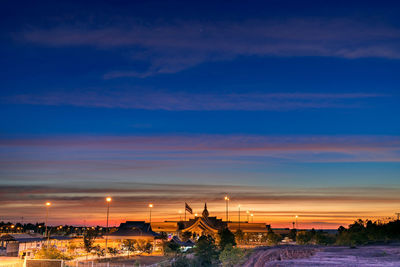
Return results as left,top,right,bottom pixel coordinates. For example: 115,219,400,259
0,0,399,227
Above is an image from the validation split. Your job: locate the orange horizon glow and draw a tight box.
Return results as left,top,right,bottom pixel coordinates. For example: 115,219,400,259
3,199,398,229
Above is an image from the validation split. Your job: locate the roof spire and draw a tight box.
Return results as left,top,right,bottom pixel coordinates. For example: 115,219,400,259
202,202,209,217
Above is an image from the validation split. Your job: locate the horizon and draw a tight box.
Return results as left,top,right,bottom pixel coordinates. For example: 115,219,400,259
1,0,400,230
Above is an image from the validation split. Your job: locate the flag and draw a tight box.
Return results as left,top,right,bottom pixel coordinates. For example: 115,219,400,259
185,202,193,214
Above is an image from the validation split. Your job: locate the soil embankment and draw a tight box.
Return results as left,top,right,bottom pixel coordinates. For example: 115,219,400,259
240,244,400,267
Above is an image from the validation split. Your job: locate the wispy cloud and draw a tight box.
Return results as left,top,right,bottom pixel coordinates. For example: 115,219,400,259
3,91,386,111
1,135,399,162
19,18,400,77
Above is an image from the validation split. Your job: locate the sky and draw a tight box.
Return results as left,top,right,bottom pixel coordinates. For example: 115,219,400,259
0,0,400,229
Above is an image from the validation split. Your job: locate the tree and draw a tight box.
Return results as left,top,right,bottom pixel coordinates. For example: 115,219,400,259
296,231,313,245
219,244,244,267
135,239,153,255
218,228,236,249
194,235,219,266
288,229,297,241
83,229,97,259
123,240,136,257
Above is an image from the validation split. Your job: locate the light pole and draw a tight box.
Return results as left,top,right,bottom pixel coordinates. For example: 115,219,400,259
251,213,254,223
149,204,153,224
224,196,230,222
238,205,241,230
105,197,112,255
246,210,250,222
45,202,51,246
179,210,182,221
295,215,298,229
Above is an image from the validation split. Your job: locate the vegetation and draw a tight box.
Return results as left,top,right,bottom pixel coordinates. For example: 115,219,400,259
34,246,72,260
293,219,400,246
135,239,153,255
335,219,400,246
218,228,236,249
266,229,281,245
123,239,136,257
122,239,153,256
288,228,297,241
83,229,97,254
219,243,245,267
92,245,105,257
194,235,219,266
107,247,118,256
164,241,181,255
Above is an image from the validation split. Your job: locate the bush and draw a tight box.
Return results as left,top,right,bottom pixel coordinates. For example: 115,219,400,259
219,244,244,267
107,247,118,256
34,246,72,260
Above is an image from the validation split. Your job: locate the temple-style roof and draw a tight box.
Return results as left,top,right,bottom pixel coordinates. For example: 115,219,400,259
109,221,159,239
202,203,209,218
182,216,226,233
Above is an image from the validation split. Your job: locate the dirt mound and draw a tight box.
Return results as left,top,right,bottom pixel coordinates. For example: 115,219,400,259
240,245,320,267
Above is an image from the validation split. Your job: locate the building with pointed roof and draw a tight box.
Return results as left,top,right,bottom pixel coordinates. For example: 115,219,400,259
114,203,271,246
108,221,159,241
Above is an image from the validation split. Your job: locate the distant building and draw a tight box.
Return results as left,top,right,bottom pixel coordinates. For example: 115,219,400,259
108,221,159,242
0,233,71,258
114,203,270,243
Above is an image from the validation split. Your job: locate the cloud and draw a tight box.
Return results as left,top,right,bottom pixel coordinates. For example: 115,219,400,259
3,91,386,111
19,18,400,77
1,135,399,163
0,183,399,226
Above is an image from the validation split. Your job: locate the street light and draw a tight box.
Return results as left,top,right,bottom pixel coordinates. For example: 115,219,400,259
105,197,112,255
251,213,254,223
149,204,153,224
224,196,230,222
246,210,250,222
45,202,51,245
295,215,298,229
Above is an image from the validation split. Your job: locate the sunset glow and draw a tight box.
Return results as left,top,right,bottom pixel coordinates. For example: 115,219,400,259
1,0,400,230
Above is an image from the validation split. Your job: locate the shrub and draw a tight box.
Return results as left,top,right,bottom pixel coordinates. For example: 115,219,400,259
34,246,72,260
219,244,244,267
